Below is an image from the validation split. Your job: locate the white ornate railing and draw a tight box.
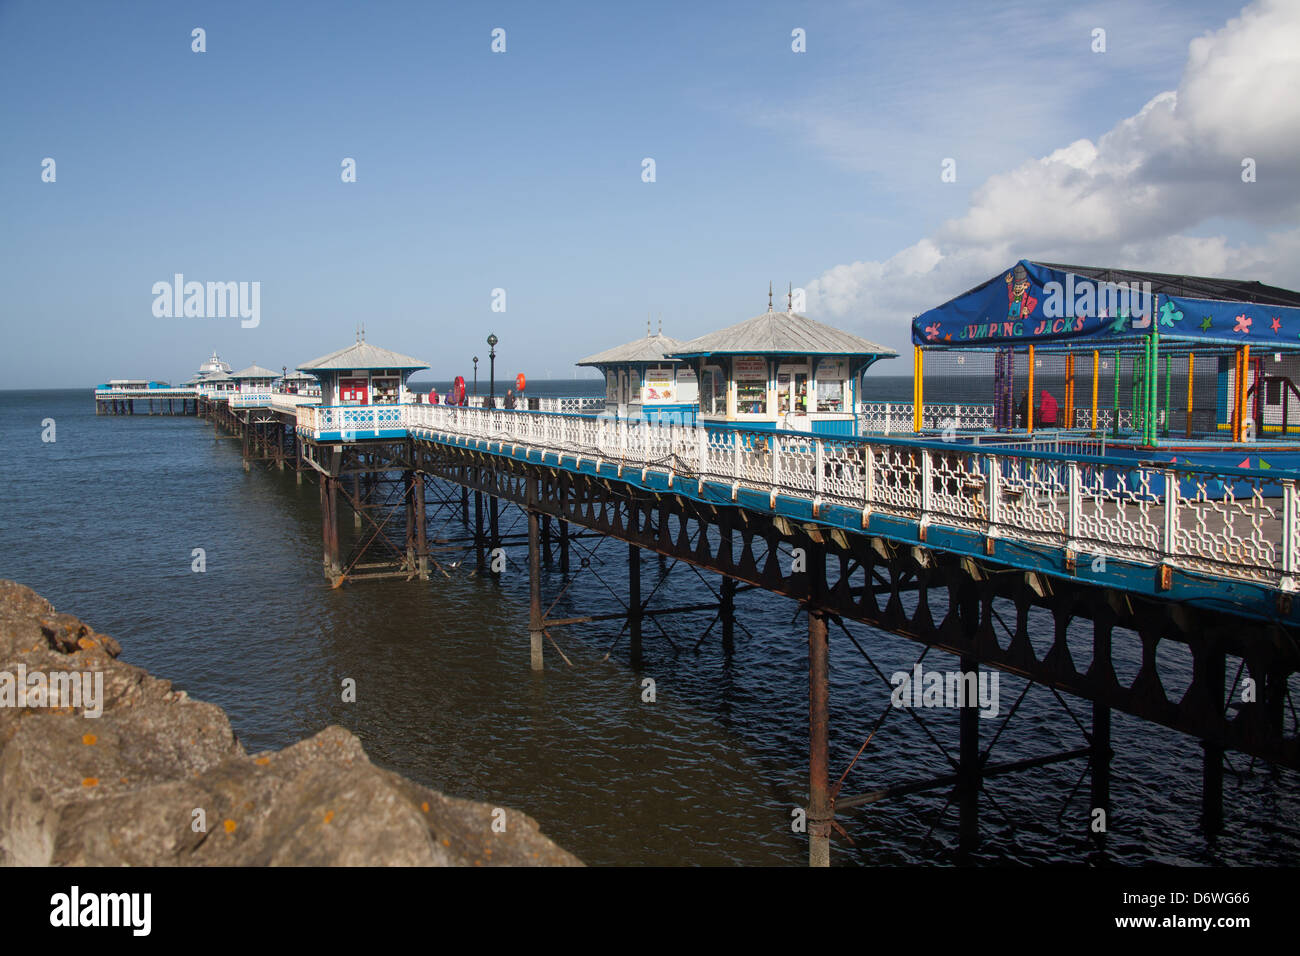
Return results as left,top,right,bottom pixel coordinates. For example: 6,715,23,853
394,403,1299,592
95,387,197,398
456,395,603,413
296,404,405,437
230,390,274,408
857,402,996,434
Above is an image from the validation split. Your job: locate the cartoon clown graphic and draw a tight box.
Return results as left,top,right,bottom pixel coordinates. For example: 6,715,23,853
1005,264,1038,321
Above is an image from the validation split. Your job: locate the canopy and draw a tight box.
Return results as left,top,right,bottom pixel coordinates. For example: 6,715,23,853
913,260,1300,351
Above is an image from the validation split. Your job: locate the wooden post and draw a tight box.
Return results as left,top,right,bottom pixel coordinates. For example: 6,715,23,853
528,476,544,671
474,484,485,572
958,655,980,854
321,475,340,580
489,489,500,559
541,514,553,564
403,470,416,571
808,606,831,867
628,543,642,663
720,575,735,656
1091,701,1111,851
414,471,428,580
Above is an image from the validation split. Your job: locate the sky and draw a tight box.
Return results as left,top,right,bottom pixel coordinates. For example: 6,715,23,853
1,0,1297,387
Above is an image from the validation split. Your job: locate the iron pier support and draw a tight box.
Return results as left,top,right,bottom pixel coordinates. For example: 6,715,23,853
808,606,832,867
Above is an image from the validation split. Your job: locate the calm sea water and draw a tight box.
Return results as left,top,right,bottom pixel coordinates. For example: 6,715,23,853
1,386,1295,866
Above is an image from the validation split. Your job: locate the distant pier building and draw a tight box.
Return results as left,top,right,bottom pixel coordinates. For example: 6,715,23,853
576,324,697,423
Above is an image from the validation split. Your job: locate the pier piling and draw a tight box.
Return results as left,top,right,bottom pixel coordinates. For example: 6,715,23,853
958,655,981,854
629,543,642,663
528,476,544,671
808,606,832,867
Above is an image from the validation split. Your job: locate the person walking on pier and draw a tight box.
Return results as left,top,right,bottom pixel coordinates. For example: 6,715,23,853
504,389,517,410
1038,389,1058,426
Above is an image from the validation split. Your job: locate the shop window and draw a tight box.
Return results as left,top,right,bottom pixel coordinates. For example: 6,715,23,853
737,381,767,415
703,366,726,415
372,377,400,404
817,378,844,412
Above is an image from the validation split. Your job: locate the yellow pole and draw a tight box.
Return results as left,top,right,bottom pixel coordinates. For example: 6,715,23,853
1186,353,1194,439
913,346,923,432
1027,344,1035,433
1091,350,1099,430
1232,346,1243,440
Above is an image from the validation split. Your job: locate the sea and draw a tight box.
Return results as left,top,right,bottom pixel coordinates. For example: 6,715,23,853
1,381,1295,866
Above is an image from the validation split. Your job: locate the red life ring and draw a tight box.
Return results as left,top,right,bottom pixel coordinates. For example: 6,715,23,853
515,373,526,392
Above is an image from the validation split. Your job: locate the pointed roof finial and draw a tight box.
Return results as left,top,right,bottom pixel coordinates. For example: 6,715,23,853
658,314,663,335
647,314,651,336
788,282,793,313
355,324,360,343
768,281,773,312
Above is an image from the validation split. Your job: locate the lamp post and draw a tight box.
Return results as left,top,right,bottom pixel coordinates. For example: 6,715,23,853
473,356,479,398
487,333,498,404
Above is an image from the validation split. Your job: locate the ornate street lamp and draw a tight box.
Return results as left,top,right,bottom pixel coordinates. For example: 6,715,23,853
473,355,479,398
487,333,498,403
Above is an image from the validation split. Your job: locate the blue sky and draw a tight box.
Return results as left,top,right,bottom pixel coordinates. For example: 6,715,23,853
1,0,1290,387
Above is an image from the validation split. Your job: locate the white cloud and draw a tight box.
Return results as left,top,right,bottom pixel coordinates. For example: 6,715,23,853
807,0,1300,349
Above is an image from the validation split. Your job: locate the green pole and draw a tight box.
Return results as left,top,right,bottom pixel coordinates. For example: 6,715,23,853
1132,348,1143,436
1148,333,1158,444
1163,353,1172,439
1154,295,1164,444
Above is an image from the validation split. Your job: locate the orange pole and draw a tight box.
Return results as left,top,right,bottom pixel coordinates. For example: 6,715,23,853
1240,344,1251,440
1185,353,1194,439
1066,353,1075,425
1091,350,1099,430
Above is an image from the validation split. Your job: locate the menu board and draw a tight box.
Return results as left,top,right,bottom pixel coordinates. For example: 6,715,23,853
644,367,675,403
732,356,768,381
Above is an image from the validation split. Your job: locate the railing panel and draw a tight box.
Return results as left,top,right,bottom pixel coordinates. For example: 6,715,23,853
299,403,1300,591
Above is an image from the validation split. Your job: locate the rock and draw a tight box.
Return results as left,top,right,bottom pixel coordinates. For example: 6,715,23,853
0,580,580,866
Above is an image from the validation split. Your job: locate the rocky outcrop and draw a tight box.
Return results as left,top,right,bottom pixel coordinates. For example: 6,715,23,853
0,580,579,866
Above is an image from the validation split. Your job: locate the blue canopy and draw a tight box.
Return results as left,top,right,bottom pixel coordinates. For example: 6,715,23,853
913,260,1300,351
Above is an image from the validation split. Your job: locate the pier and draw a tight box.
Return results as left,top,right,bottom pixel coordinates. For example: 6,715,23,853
145,385,1298,865
93,268,1300,865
